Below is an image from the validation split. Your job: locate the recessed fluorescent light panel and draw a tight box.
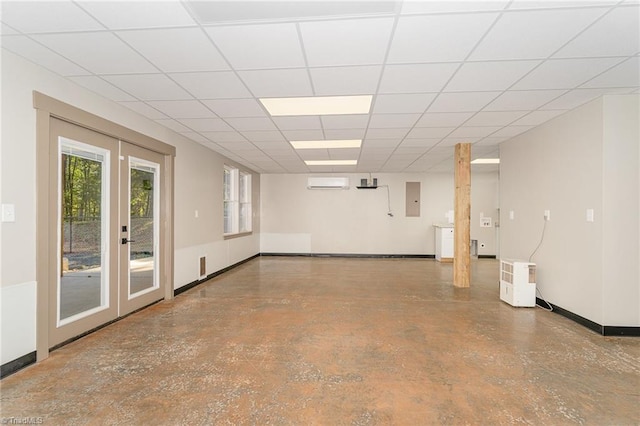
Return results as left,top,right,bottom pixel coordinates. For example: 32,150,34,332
291,139,362,149
305,160,358,166
260,95,372,116
471,158,500,164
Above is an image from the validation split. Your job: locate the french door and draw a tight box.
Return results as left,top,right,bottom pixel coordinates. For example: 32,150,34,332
49,118,165,347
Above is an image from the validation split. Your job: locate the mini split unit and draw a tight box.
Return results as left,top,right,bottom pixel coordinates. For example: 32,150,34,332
307,177,350,189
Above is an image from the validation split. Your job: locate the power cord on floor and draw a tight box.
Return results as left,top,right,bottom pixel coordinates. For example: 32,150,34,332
536,287,553,312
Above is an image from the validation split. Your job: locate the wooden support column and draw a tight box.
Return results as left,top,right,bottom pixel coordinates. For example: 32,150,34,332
454,143,471,288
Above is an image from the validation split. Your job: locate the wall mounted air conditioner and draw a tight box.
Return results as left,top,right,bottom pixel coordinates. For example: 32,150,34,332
307,177,350,190
500,259,536,307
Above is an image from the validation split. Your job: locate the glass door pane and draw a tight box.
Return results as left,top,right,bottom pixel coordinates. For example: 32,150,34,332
128,160,158,297
59,142,109,323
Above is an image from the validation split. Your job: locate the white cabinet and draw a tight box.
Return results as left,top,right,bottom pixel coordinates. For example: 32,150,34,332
500,259,536,307
434,225,454,262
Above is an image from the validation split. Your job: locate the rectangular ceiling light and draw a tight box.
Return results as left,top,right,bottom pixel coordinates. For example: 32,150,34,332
291,139,362,149
471,158,500,164
305,160,358,166
260,95,372,116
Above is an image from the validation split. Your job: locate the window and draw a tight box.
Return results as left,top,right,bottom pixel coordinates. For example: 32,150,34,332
223,165,251,235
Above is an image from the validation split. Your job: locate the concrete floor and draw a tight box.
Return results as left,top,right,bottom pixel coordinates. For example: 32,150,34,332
1,257,639,424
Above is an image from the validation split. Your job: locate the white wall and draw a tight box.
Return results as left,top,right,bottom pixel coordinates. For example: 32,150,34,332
0,50,260,364
260,172,499,256
500,95,639,327
601,95,639,326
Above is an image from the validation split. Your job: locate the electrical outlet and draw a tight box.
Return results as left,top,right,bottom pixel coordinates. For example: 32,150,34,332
544,210,551,221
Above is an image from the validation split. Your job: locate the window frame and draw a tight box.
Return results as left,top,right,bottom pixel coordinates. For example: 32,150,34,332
223,165,252,237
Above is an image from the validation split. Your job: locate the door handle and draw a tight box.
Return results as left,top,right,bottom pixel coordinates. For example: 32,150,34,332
121,238,136,244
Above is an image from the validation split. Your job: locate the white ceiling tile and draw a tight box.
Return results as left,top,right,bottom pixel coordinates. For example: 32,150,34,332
401,138,442,148
186,1,396,24
216,141,258,151
1,23,20,35
321,115,370,129
555,6,640,58
360,147,396,156
1,36,91,76
68,76,136,101
366,128,411,139
507,1,618,9
379,63,459,94
310,66,382,95
483,90,567,111
103,74,193,100
465,111,528,126
470,8,607,60
282,130,325,140
117,28,228,72
154,119,192,133
147,100,215,119
369,114,420,128
78,1,195,29
169,72,252,99
543,87,635,110
119,101,168,120
511,110,566,125
238,69,313,97
206,23,304,69
178,118,233,132
201,131,247,143
33,32,157,74
398,139,441,149
490,125,535,138
388,13,498,63
445,60,540,92
241,131,286,142
474,137,508,146
512,57,625,90
180,132,209,144
299,150,330,160
406,127,455,138
401,1,509,14
363,139,402,149
581,57,640,88
428,92,501,112
448,127,502,138
225,117,277,131
2,2,103,33
272,116,322,130
373,93,436,113
416,112,474,127
324,129,367,139
300,18,394,66
328,148,361,160
201,99,266,118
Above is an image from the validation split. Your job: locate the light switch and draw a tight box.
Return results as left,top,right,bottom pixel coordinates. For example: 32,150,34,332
1,204,16,222
586,209,594,222
195,210,199,218
509,210,515,220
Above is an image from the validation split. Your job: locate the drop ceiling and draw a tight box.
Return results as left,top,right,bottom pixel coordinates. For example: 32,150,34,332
1,0,638,173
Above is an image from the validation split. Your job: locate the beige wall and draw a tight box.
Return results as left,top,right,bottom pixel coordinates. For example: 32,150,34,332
500,94,639,326
0,50,260,363
260,171,499,256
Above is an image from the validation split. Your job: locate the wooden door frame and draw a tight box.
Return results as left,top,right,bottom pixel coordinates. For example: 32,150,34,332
34,92,175,361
